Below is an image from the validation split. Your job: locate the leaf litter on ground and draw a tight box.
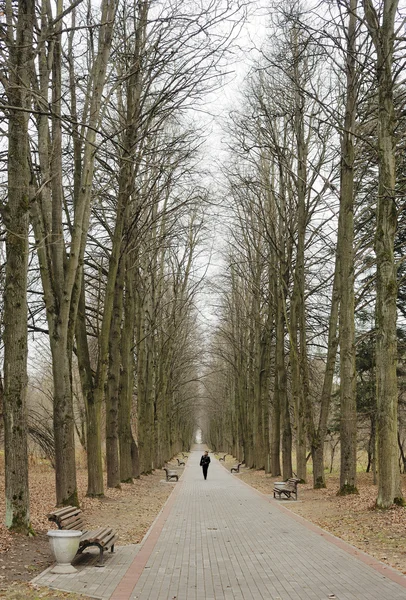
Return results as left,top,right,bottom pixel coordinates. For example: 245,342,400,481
0,456,183,597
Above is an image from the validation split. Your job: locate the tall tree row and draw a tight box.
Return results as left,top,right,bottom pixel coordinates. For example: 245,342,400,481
205,0,406,506
2,0,405,531
206,6,337,483
0,0,242,525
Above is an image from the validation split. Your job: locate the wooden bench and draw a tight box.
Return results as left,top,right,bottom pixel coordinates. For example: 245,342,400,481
219,454,227,461
164,467,179,481
231,462,242,473
47,506,116,567
273,477,300,500
176,458,185,466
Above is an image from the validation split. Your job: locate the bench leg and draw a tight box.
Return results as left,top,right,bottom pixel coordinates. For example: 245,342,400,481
96,545,105,567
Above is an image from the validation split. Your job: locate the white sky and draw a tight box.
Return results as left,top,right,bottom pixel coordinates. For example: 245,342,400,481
192,1,271,329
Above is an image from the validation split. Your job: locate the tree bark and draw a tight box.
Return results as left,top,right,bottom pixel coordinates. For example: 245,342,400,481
291,27,309,482
119,261,136,483
3,0,34,532
106,261,124,488
278,283,292,481
51,336,78,506
311,267,340,488
363,0,403,507
338,0,358,496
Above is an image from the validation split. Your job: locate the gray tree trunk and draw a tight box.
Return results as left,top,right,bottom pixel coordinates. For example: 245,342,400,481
338,0,358,496
363,0,403,507
291,28,309,482
3,0,34,532
119,262,136,483
106,262,124,488
311,268,340,488
277,284,292,481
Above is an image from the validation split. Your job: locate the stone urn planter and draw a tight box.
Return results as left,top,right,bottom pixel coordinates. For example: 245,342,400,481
47,530,82,574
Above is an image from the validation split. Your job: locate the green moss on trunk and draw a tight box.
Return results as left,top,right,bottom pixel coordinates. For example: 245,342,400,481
337,484,358,496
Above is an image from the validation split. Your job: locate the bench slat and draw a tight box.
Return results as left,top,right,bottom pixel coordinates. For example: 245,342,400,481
79,532,116,549
47,506,81,520
94,531,116,548
48,506,80,517
60,514,85,527
83,527,111,543
98,530,116,544
48,506,85,531
63,518,85,530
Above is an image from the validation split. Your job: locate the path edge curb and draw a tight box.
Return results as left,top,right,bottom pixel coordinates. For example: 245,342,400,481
109,459,189,600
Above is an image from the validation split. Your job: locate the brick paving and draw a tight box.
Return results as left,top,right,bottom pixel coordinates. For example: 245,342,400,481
32,543,141,599
33,447,406,599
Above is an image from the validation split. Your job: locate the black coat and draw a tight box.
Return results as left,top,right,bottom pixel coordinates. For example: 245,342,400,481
200,455,211,467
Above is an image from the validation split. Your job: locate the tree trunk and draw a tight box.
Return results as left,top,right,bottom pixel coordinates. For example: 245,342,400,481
119,262,136,483
3,0,34,532
106,261,125,488
260,326,271,473
291,27,309,483
290,301,306,480
51,337,79,506
338,0,358,496
137,283,154,473
131,438,140,479
311,268,340,488
270,391,281,476
86,0,145,492
252,290,264,468
397,432,405,474
86,151,130,495
363,0,403,507
278,287,292,481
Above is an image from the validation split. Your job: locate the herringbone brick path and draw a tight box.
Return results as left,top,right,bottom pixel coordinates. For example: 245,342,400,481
33,447,406,599
118,448,406,599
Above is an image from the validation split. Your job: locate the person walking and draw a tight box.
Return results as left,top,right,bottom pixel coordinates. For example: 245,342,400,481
200,450,211,480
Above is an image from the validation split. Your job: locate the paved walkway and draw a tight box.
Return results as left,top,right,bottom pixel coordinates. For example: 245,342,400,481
33,447,406,600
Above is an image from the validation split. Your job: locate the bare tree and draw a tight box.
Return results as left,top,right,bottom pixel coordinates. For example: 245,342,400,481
338,0,359,496
362,0,404,507
29,0,117,504
2,0,34,532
